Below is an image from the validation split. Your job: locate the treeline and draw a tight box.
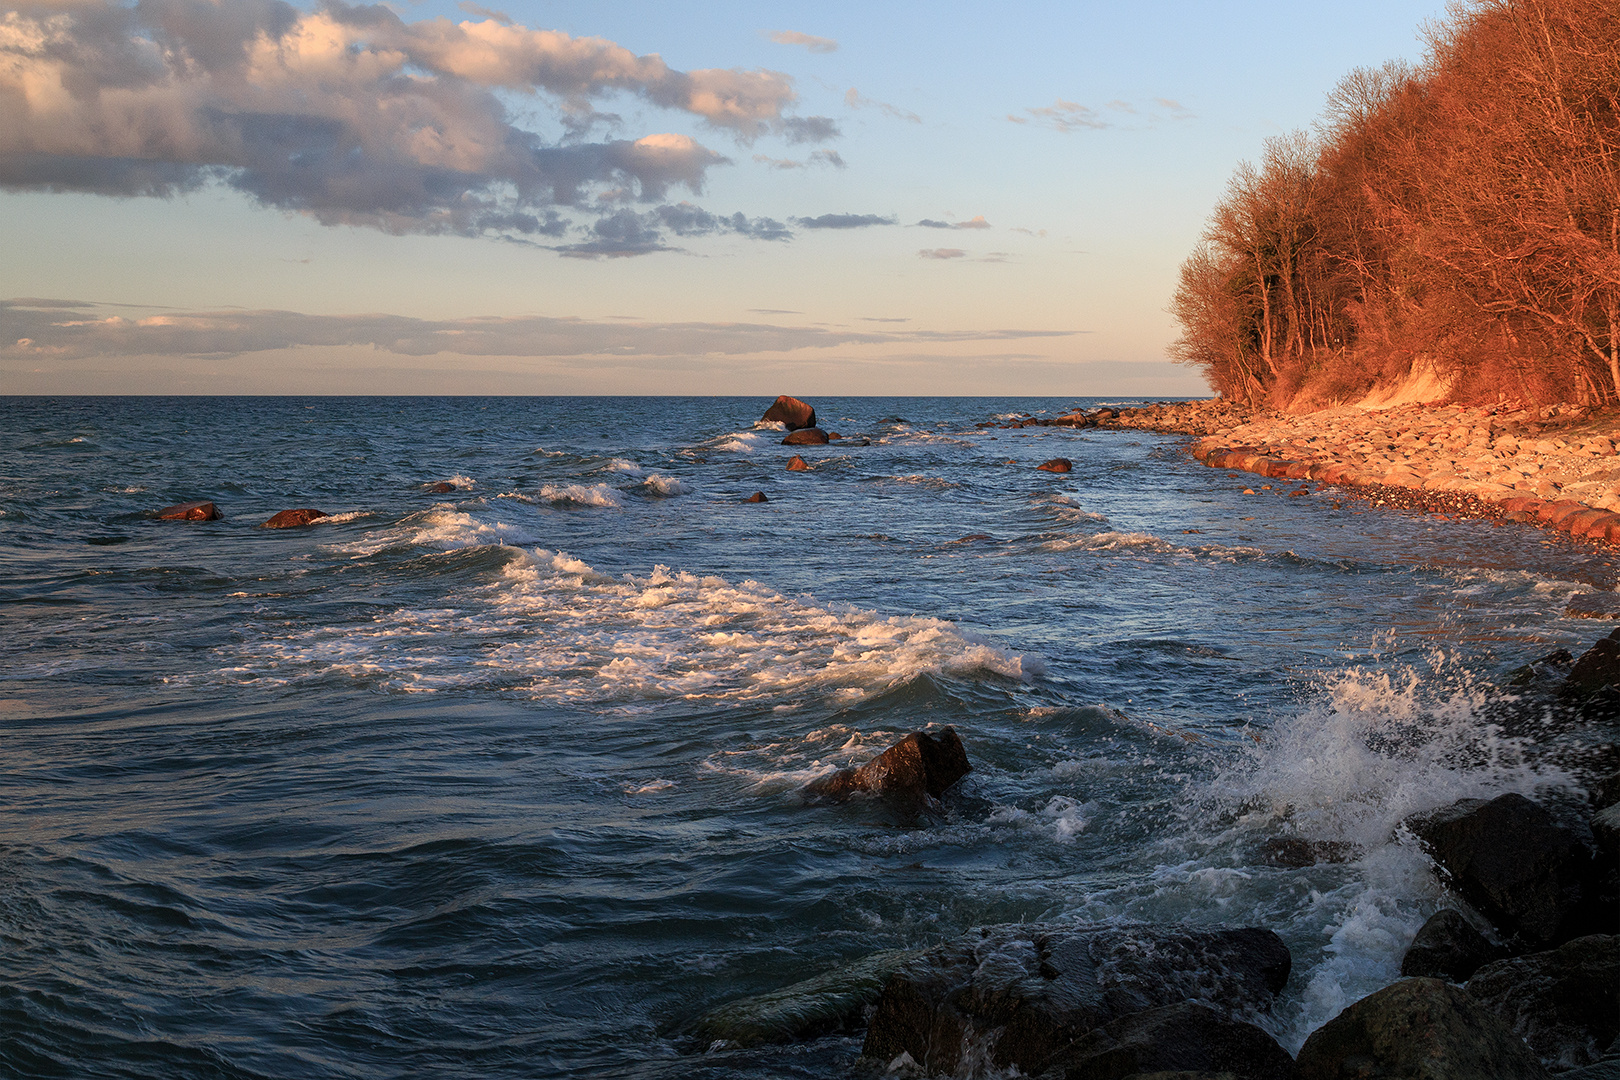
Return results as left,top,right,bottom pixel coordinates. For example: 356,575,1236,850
1170,0,1620,409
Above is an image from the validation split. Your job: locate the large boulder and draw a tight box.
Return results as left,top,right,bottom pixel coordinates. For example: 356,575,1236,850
782,427,831,446
261,508,328,528
1038,1001,1298,1080
762,395,817,430
1569,630,1620,697
804,728,971,815
156,500,219,521
1466,935,1620,1070
1400,909,1502,982
861,923,1291,1077
1295,977,1550,1080
689,949,919,1049
1405,793,1594,948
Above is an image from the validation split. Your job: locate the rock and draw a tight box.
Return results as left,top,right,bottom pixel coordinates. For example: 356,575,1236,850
261,508,328,528
1400,909,1502,982
155,500,219,521
861,923,1290,1077
689,948,919,1049
1037,458,1073,473
1594,804,1620,855
1592,771,1620,811
1406,793,1594,948
1038,1001,1298,1080
744,492,768,503
786,456,811,472
1569,630,1620,696
1558,1060,1620,1080
782,427,831,446
1508,649,1575,687
1466,935,1620,1070
826,431,841,440
426,481,457,493
1257,838,1360,868
804,728,971,814
762,395,817,430
1295,977,1550,1080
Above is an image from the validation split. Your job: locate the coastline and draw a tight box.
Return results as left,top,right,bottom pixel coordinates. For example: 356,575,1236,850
1088,399,1620,547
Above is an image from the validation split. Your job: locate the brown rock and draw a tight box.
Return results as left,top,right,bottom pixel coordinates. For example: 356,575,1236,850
261,508,328,528
825,431,841,440
1569,630,1620,695
156,500,219,521
1296,977,1550,1080
804,728,970,814
1283,461,1312,479
762,395,817,430
744,491,768,503
1037,458,1073,473
782,427,830,446
1565,509,1611,537
786,456,811,472
426,481,457,493
1540,500,1588,525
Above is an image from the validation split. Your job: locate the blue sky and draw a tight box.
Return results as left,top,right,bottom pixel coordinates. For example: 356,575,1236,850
0,0,1446,395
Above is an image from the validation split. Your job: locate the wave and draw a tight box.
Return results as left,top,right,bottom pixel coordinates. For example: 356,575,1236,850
640,475,689,496
535,483,624,508
325,508,539,557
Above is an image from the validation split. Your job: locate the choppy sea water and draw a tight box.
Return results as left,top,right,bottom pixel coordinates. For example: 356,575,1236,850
1,395,1614,1079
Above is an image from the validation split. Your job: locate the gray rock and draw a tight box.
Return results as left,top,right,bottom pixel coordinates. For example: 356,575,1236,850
1399,908,1502,982
1405,793,1593,948
689,949,919,1049
1466,935,1620,1070
862,923,1291,1077
1295,977,1549,1079
1557,1060,1620,1080
1038,1001,1297,1080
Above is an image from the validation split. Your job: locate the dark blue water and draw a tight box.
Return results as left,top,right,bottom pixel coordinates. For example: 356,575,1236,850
1,396,1613,1078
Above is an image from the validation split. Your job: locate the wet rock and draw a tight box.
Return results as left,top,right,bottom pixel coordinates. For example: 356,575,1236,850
1295,977,1550,1080
1037,458,1073,473
744,492,768,503
786,456,811,472
782,427,831,446
1592,770,1620,811
426,481,457,494
689,948,919,1049
261,508,328,528
804,728,971,814
1406,793,1594,948
1568,630,1620,696
156,500,219,521
861,923,1290,1077
1037,1001,1298,1080
825,431,841,440
1257,838,1360,868
1400,909,1503,982
1508,649,1576,687
1559,1060,1620,1080
762,395,817,430
1466,935,1620,1071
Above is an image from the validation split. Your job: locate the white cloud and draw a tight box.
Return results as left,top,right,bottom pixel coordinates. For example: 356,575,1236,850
766,30,837,54
844,88,922,124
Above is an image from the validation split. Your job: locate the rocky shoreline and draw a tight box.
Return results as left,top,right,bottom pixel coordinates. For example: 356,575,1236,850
1078,398,1620,546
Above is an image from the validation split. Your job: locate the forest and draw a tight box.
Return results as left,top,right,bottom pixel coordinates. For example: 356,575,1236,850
1170,0,1620,409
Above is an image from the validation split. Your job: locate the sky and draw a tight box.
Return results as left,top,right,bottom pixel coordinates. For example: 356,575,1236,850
0,0,1450,396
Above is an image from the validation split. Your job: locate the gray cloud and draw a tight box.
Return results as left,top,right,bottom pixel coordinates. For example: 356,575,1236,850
0,0,835,243
916,216,990,230
752,149,845,170
793,213,896,229
766,30,837,54
556,203,792,257
1010,97,1194,133
0,298,1077,359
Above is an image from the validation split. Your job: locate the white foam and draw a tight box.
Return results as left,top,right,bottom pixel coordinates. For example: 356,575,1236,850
987,795,1097,842
713,431,771,453
536,483,624,508
328,508,538,556
606,459,644,474
1040,530,1177,554
641,474,689,496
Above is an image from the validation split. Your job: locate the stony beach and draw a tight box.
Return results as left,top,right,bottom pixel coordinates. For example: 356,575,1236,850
1081,399,1620,545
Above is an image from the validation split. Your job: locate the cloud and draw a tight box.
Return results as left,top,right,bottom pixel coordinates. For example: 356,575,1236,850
793,213,895,229
556,202,791,256
0,297,1078,360
1155,97,1195,119
915,216,989,230
456,2,512,26
766,30,837,54
919,248,966,259
753,149,845,170
0,0,835,242
844,88,922,124
1009,99,1107,132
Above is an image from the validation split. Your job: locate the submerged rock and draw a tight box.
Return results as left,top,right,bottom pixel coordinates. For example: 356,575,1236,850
804,728,970,814
1257,837,1360,868
762,395,817,430
1038,1001,1298,1080
1400,908,1502,982
689,949,919,1049
156,500,219,521
861,922,1291,1077
1466,934,1620,1070
1406,793,1594,948
782,427,831,446
261,508,328,528
426,481,457,494
1297,977,1550,1080
743,491,768,503
1037,458,1073,473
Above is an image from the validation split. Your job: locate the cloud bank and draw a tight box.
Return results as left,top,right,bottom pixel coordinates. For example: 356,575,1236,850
0,0,838,242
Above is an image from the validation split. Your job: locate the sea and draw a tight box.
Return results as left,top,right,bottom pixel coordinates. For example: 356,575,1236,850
1,395,1614,1079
